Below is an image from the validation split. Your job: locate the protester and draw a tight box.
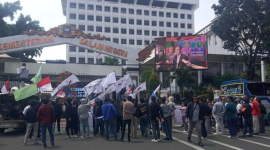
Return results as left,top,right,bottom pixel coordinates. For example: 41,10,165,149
18,63,30,85
94,99,104,137
65,99,74,137
198,97,210,138
205,98,212,134
136,98,148,137
242,98,253,137
145,98,152,135
72,101,79,137
91,99,98,135
212,97,224,135
102,98,117,141
130,99,138,138
115,99,123,134
180,102,188,132
37,99,55,148
236,99,243,132
160,97,172,140
78,98,91,138
23,102,32,140
53,98,62,134
258,98,266,133
224,96,238,138
119,96,134,142
168,96,176,129
149,96,164,142
250,96,261,135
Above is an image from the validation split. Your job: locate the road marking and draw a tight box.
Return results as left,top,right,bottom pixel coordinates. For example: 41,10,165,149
224,130,270,140
173,129,244,150
220,135,270,148
160,133,205,150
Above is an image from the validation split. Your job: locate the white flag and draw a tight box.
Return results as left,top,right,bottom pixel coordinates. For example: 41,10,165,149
51,74,79,96
115,74,132,93
83,79,102,95
153,84,161,94
102,72,116,89
132,82,146,95
105,84,116,95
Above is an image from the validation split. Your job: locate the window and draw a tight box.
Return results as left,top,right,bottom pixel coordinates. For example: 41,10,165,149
144,20,149,26
96,58,102,64
96,26,102,32
106,38,111,41
152,21,157,26
181,33,186,36
71,24,76,27
152,31,157,36
137,30,142,35
129,19,134,25
105,27,111,33
173,22,178,28
96,16,102,22
79,3,85,9
96,5,102,11
145,40,150,45
113,28,119,33
159,21,164,27
113,17,119,23
144,30,149,36
88,58,94,64
166,22,171,27
187,14,192,19
79,58,85,64
121,59,126,65
174,32,178,36
129,9,134,14
166,12,171,17
105,17,110,22
180,14,185,19
121,39,127,44
70,14,76,19
79,14,85,20
159,31,164,36
87,50,93,53
121,18,126,24
129,29,134,35
137,20,142,25
137,9,142,15
70,57,76,63
129,39,134,45
113,7,118,13
70,3,76,8
173,13,178,18
113,38,119,44
144,10,149,16
166,32,171,37
159,12,164,17
188,24,192,29
121,28,126,34
181,23,185,28
88,26,94,31
152,11,157,16
188,33,192,35
137,40,142,45
105,6,110,12
79,25,85,31
121,8,126,13
79,48,85,52
69,46,76,52
88,4,93,10
88,15,94,21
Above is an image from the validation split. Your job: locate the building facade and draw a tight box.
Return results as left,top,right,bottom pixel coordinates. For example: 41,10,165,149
61,0,199,64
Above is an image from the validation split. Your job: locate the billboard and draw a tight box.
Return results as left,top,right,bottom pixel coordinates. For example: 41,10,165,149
155,35,208,71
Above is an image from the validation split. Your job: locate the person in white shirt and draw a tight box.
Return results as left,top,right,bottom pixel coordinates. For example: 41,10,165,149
236,99,244,131
173,46,188,68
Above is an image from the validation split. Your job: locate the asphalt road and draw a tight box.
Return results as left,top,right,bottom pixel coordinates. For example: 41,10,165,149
1,126,270,150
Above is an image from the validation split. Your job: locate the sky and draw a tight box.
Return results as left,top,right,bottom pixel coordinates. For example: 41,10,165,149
3,0,218,61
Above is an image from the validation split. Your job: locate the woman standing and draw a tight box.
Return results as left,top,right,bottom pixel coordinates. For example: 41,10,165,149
180,102,188,132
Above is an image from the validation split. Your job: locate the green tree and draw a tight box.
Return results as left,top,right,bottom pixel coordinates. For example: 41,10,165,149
213,73,236,89
211,0,270,80
102,56,119,65
140,67,153,83
148,72,161,92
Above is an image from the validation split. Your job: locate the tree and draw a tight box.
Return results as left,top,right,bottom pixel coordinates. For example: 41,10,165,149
211,0,270,80
148,72,161,92
0,1,43,60
102,56,119,65
140,67,153,83
213,73,236,88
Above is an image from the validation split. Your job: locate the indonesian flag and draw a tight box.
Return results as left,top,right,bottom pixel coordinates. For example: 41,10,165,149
127,87,132,94
132,82,147,95
51,74,79,97
57,86,72,98
1,79,9,94
37,77,52,92
97,53,102,59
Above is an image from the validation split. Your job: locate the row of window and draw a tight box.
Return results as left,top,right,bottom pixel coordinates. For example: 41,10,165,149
70,3,192,19
69,46,95,53
69,57,126,65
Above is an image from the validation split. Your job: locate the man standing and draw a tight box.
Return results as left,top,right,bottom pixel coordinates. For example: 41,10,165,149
94,100,104,137
160,97,172,140
185,95,204,147
251,96,261,135
130,99,138,138
37,99,55,148
53,98,62,134
102,98,117,141
78,98,91,138
119,96,134,142
198,97,210,138
180,102,188,132
212,97,224,135
115,99,123,134
173,46,189,68
65,99,74,137
136,99,148,137
236,99,243,132
224,96,237,138
258,98,266,133
242,98,253,137
205,98,212,134
149,96,164,142
18,63,30,85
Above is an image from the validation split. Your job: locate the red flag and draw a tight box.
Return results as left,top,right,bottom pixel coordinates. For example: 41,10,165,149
37,77,52,92
1,79,9,94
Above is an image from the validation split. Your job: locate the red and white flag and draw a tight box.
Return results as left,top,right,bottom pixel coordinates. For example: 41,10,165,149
51,74,79,96
1,79,9,94
37,77,52,92
127,87,132,94
96,53,102,59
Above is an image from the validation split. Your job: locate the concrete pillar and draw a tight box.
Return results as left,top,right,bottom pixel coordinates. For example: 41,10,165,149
261,60,266,82
221,62,224,75
198,70,202,85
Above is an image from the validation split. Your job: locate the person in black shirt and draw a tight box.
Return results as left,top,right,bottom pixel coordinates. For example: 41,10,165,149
149,96,164,142
258,98,266,133
53,98,62,134
242,99,253,137
65,99,73,137
136,99,148,137
94,100,104,137
71,101,79,137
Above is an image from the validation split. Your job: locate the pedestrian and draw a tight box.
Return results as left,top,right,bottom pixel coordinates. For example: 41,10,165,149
119,96,134,142
23,102,32,140
115,99,123,134
160,97,172,140
212,97,224,135
258,98,266,133
235,98,243,132
53,98,62,134
180,102,188,132
149,96,164,142
224,96,238,138
241,98,253,137
136,98,148,137
145,98,152,135
91,99,98,135
198,97,210,138
18,63,30,86
94,99,104,137
186,95,204,147
130,99,138,138
168,96,176,129
250,96,261,135
71,101,79,137
65,99,74,137
78,98,91,138
102,98,118,141
37,99,55,148
205,98,212,134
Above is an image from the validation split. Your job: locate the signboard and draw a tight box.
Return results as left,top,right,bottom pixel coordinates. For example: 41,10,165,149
155,35,208,71
221,83,244,96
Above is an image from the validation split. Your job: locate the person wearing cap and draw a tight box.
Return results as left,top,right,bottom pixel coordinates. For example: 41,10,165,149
102,98,117,141
18,63,30,85
250,96,261,135
224,96,238,138
185,95,204,147
212,97,224,135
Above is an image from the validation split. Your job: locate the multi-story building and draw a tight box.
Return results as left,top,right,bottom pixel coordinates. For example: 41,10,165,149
61,0,199,64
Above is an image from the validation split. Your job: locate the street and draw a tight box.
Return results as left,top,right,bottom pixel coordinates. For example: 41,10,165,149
1,126,270,150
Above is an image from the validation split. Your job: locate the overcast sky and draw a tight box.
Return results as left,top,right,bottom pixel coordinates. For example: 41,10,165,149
3,0,218,61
